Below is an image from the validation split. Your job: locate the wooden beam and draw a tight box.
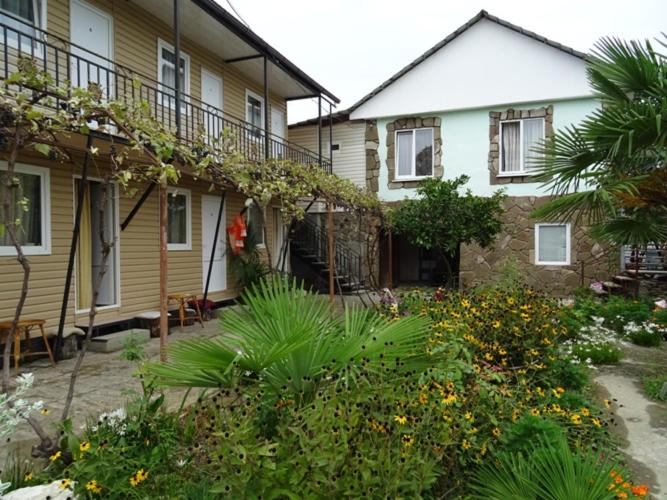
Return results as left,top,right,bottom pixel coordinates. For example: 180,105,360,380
225,54,262,63
159,184,168,362
120,182,155,231
203,191,226,303
328,203,335,304
388,230,393,289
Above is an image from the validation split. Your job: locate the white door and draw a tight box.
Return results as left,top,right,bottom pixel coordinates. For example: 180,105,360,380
70,0,114,98
201,69,223,140
202,195,227,293
270,106,285,157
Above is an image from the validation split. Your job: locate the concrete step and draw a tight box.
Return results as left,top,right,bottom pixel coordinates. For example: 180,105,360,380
89,328,150,353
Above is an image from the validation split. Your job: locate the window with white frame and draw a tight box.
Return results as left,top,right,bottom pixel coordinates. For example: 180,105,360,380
246,200,264,246
157,38,190,110
167,187,191,250
245,90,264,140
0,0,45,49
535,223,570,265
396,128,434,179
500,118,544,175
0,163,50,256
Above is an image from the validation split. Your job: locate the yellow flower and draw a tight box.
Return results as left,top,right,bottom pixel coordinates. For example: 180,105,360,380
418,393,428,405
86,480,103,494
512,410,520,421
492,427,502,438
530,408,540,416
507,297,515,305
130,468,149,487
536,387,545,397
441,393,457,405
80,441,91,453
464,411,473,421
39,408,50,416
581,408,590,417
591,417,602,428
570,414,582,425
394,415,407,425
604,399,613,409
446,381,455,391
461,299,471,308
401,434,415,447
49,451,62,462
24,472,33,481
550,403,562,413
462,439,472,450
492,320,501,329
59,478,72,490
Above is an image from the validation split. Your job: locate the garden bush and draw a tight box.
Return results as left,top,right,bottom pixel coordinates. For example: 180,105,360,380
24,280,633,498
644,374,667,401
623,321,665,347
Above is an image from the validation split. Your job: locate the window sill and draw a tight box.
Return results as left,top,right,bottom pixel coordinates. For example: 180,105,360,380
497,172,530,178
535,261,570,266
168,244,192,252
394,176,433,182
0,246,51,257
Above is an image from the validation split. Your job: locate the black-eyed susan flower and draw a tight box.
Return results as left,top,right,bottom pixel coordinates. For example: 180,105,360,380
492,427,502,438
24,472,33,481
49,451,62,462
59,478,72,490
570,414,582,425
394,415,407,425
530,408,540,416
39,408,50,416
86,480,102,494
401,434,415,447
80,441,91,453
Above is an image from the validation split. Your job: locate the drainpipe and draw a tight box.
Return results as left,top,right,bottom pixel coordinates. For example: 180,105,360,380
263,56,269,160
173,0,181,137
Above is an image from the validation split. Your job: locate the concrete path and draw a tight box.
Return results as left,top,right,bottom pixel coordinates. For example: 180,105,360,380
595,342,667,500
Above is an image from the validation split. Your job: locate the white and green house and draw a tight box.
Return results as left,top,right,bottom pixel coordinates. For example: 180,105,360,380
288,10,618,294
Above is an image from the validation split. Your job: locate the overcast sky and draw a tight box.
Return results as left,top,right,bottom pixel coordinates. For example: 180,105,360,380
216,0,667,124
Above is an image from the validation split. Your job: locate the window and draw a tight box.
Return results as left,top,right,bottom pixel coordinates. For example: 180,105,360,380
535,223,570,265
245,90,264,140
0,163,50,256
396,128,434,179
167,187,191,251
500,118,544,175
246,200,264,246
157,38,190,110
0,0,45,50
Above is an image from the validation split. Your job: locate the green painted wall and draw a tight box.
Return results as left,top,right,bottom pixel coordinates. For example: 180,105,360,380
376,98,598,201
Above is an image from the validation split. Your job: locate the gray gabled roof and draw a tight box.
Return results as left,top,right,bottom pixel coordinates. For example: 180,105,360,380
291,9,586,126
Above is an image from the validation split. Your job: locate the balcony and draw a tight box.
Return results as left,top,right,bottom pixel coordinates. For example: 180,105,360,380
0,18,331,172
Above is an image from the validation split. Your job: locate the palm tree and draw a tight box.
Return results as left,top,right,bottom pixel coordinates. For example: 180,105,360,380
533,36,667,248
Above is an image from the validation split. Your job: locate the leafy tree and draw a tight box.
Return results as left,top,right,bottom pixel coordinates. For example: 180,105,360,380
389,175,506,284
533,36,667,247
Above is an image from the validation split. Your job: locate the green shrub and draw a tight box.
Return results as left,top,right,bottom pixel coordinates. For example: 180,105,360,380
470,437,635,500
627,327,663,347
119,332,148,361
501,416,565,454
644,374,667,401
571,343,622,365
602,297,652,332
546,358,589,391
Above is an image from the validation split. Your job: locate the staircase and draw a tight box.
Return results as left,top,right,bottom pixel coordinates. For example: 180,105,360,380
290,217,364,294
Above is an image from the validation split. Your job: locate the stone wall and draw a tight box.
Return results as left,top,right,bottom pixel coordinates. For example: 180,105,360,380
386,117,443,189
488,106,553,185
459,196,618,295
365,120,380,192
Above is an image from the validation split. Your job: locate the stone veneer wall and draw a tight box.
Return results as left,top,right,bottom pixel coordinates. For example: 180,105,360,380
488,106,553,185
459,196,618,296
386,117,443,189
365,120,381,192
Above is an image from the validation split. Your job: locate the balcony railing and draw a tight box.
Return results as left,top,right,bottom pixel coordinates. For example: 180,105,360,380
623,245,667,273
0,16,331,172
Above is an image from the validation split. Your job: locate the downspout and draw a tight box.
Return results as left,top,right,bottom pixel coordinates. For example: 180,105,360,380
173,0,181,137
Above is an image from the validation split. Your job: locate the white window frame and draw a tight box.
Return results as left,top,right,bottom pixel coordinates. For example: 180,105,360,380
498,117,545,176
166,187,192,251
157,37,191,111
245,89,265,139
0,162,51,256
0,0,47,53
72,175,121,314
535,223,571,266
394,128,435,180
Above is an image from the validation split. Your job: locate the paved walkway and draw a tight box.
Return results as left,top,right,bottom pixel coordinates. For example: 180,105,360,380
595,342,667,500
2,317,222,464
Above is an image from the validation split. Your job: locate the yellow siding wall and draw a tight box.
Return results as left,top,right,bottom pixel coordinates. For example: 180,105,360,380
288,121,367,187
46,0,287,135
0,153,280,330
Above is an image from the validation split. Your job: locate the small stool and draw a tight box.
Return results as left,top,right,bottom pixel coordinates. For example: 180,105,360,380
135,311,172,338
168,294,204,328
0,319,56,373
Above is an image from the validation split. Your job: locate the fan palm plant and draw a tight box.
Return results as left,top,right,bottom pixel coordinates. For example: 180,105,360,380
147,277,431,402
532,36,667,247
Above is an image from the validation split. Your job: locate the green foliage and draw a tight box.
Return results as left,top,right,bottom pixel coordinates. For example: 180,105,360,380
626,327,663,347
602,296,652,333
389,175,506,282
532,36,667,246
571,342,622,365
547,358,590,391
147,277,432,400
643,374,667,401
501,416,565,454
119,332,148,362
470,437,627,500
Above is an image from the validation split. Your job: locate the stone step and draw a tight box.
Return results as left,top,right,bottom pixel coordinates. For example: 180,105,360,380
88,328,150,353
602,281,623,294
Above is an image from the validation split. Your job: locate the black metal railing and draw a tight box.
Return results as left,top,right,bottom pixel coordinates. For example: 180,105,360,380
623,245,667,273
292,216,363,291
0,15,331,172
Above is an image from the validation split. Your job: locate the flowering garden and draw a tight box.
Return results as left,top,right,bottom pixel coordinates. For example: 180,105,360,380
2,276,663,498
